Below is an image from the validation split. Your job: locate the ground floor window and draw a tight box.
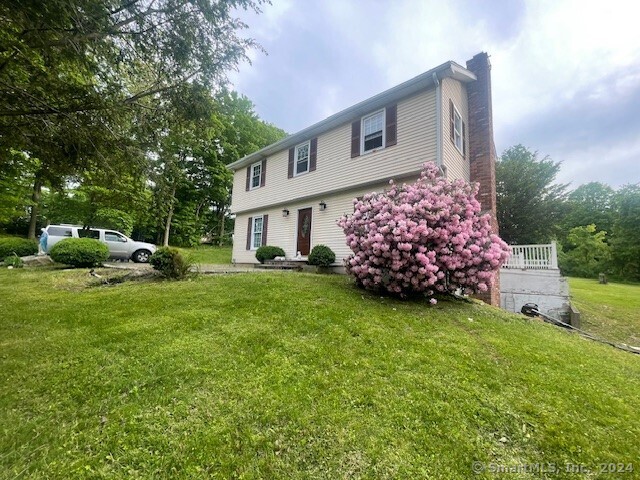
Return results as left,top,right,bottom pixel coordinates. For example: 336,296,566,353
251,216,263,250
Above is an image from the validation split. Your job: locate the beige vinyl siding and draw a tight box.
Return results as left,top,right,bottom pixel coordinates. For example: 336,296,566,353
231,88,437,215
441,77,470,182
232,180,412,264
233,207,296,264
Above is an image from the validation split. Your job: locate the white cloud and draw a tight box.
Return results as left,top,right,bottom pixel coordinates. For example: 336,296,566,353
493,0,640,124
555,138,640,188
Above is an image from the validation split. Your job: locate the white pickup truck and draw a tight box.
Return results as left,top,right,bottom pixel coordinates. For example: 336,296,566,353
45,225,157,263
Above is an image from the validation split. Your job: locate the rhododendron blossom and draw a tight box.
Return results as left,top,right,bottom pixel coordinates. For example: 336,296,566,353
337,162,510,298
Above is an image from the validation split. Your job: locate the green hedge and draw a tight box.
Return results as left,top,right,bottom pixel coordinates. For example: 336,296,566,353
49,238,109,268
150,247,193,280
308,244,336,267
0,237,38,258
255,245,285,264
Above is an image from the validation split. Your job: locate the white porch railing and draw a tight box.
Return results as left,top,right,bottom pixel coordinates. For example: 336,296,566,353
503,242,558,270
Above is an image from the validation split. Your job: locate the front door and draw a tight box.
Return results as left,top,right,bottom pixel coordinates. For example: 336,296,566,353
296,208,312,256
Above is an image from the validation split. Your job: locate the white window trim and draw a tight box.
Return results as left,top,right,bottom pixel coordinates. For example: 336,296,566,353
250,161,262,190
453,105,463,154
294,141,310,176
250,215,263,250
361,109,386,155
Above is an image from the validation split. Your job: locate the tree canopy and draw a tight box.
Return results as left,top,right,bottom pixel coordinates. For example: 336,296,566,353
496,145,568,245
495,145,639,281
0,0,267,237
563,182,615,235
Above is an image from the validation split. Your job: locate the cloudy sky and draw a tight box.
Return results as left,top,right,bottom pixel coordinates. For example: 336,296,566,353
229,0,640,189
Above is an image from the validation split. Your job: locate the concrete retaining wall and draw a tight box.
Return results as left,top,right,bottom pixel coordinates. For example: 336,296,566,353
500,268,570,319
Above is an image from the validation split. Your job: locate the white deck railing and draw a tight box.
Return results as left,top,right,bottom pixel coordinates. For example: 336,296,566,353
503,242,558,270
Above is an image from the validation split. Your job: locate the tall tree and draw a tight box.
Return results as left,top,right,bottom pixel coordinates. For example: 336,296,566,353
563,182,616,234
610,184,640,280
0,0,266,237
0,150,38,224
560,224,611,278
150,85,218,246
205,90,286,243
496,145,569,245
150,88,286,246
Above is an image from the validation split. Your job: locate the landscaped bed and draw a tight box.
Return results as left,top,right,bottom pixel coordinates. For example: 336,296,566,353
1,268,638,478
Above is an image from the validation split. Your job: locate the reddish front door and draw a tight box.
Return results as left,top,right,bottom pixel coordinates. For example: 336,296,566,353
297,208,312,256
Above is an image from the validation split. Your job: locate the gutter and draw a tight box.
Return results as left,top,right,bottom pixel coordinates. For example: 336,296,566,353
432,72,443,170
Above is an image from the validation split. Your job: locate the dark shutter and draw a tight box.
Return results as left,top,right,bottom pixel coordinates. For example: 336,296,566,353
462,121,466,155
260,159,266,186
309,138,317,172
246,217,252,250
288,148,294,178
262,215,268,246
350,120,361,158
449,100,455,143
245,166,251,191
385,104,397,147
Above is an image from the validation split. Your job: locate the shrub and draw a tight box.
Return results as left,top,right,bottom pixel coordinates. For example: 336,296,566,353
49,238,109,267
3,254,24,268
0,237,38,258
337,162,510,298
150,247,193,280
255,245,285,264
308,244,336,267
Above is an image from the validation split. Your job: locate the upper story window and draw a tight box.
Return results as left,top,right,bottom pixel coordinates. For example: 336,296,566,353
245,159,266,191
250,161,262,190
288,138,317,178
453,107,463,152
351,104,396,158
362,110,385,153
295,142,310,175
449,100,465,155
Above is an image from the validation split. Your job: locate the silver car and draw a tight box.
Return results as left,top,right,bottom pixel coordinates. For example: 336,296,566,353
45,225,157,263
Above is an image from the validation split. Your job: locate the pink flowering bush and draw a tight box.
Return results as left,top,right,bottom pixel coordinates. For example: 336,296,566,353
337,162,510,298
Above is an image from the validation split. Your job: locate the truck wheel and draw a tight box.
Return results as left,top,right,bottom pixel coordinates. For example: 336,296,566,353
132,249,151,263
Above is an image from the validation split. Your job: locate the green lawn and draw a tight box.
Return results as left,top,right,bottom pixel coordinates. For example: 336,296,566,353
569,277,640,346
176,245,232,264
1,268,639,479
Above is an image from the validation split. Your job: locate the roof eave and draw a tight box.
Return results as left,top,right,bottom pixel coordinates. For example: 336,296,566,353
228,61,477,171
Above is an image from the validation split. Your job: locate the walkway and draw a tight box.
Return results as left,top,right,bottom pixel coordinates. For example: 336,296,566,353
103,262,257,274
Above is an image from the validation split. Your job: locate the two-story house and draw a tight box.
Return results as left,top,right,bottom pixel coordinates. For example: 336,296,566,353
228,52,500,305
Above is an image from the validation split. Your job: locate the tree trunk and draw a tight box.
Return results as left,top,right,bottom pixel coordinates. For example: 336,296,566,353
162,183,177,247
195,201,205,221
218,205,226,247
27,174,43,239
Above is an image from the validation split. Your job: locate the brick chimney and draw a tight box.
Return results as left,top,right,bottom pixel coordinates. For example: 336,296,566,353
466,52,500,306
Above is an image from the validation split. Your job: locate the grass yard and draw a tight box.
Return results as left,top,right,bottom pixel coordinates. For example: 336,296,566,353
176,245,232,265
569,277,640,346
1,268,639,479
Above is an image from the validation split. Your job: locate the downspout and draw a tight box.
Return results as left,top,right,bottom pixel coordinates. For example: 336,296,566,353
432,72,443,174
